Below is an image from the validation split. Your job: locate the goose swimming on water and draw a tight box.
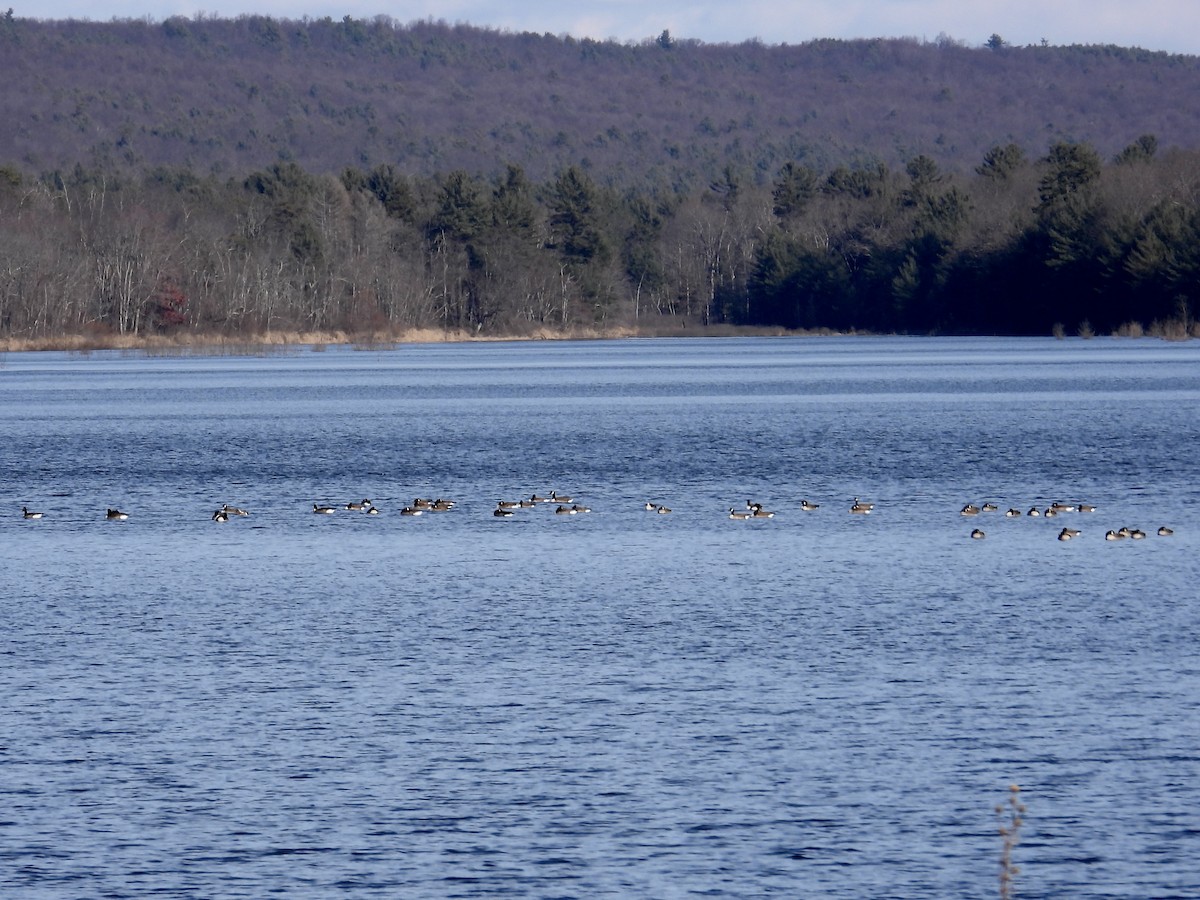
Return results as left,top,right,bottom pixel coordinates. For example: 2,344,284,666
22,506,43,519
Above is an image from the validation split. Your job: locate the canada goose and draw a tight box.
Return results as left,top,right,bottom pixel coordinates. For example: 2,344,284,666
1105,530,1124,541
960,504,981,516
981,502,999,512
312,504,336,514
1005,508,1022,518
519,499,537,508
645,501,657,510
1116,527,1131,539
106,508,129,520
1026,507,1041,517
550,491,573,504
1078,503,1097,513
345,499,372,511
970,528,986,539
1050,502,1076,513
430,500,455,511
752,508,775,518
222,504,249,517
655,505,672,514
849,501,872,514
21,506,43,519
1129,528,1147,540
366,506,380,515
571,504,592,513
400,506,423,516
413,498,433,509
555,505,578,515
1044,507,1058,518
212,509,229,522
530,493,551,504
729,508,753,520
800,499,820,511
1058,527,1082,541
493,506,514,517
497,500,521,510
1157,526,1174,536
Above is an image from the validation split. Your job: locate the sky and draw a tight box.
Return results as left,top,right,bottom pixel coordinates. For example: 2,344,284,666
17,0,1200,56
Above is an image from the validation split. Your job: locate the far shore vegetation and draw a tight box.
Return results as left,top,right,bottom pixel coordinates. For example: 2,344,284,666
2,19,1198,347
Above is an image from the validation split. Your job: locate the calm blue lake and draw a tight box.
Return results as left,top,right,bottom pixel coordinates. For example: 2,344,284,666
2,336,1198,898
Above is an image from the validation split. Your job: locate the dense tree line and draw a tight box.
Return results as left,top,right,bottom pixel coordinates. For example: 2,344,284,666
2,136,1197,343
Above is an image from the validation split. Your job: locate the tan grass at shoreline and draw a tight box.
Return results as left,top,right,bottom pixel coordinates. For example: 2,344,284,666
0,323,808,354
4,320,1191,355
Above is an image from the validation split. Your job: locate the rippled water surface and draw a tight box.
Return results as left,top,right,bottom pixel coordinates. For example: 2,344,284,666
2,336,1199,898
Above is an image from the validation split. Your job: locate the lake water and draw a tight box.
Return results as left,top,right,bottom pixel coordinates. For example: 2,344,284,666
2,336,1198,898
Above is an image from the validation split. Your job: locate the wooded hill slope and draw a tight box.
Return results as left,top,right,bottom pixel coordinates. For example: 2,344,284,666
3,14,1200,188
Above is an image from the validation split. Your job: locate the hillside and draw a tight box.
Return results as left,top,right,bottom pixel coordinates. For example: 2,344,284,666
3,15,1200,186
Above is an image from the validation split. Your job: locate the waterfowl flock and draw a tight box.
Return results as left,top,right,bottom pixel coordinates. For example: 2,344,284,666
12,493,1178,544
956,499,1172,543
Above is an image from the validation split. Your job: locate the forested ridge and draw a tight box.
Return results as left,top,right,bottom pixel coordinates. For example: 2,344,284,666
5,15,1200,184
1,16,1199,344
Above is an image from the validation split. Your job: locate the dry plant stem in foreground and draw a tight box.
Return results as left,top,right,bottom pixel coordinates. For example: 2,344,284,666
997,784,1025,900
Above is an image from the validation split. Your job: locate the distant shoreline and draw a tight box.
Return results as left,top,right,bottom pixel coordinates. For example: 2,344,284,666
3,324,1194,355
0,324,842,354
